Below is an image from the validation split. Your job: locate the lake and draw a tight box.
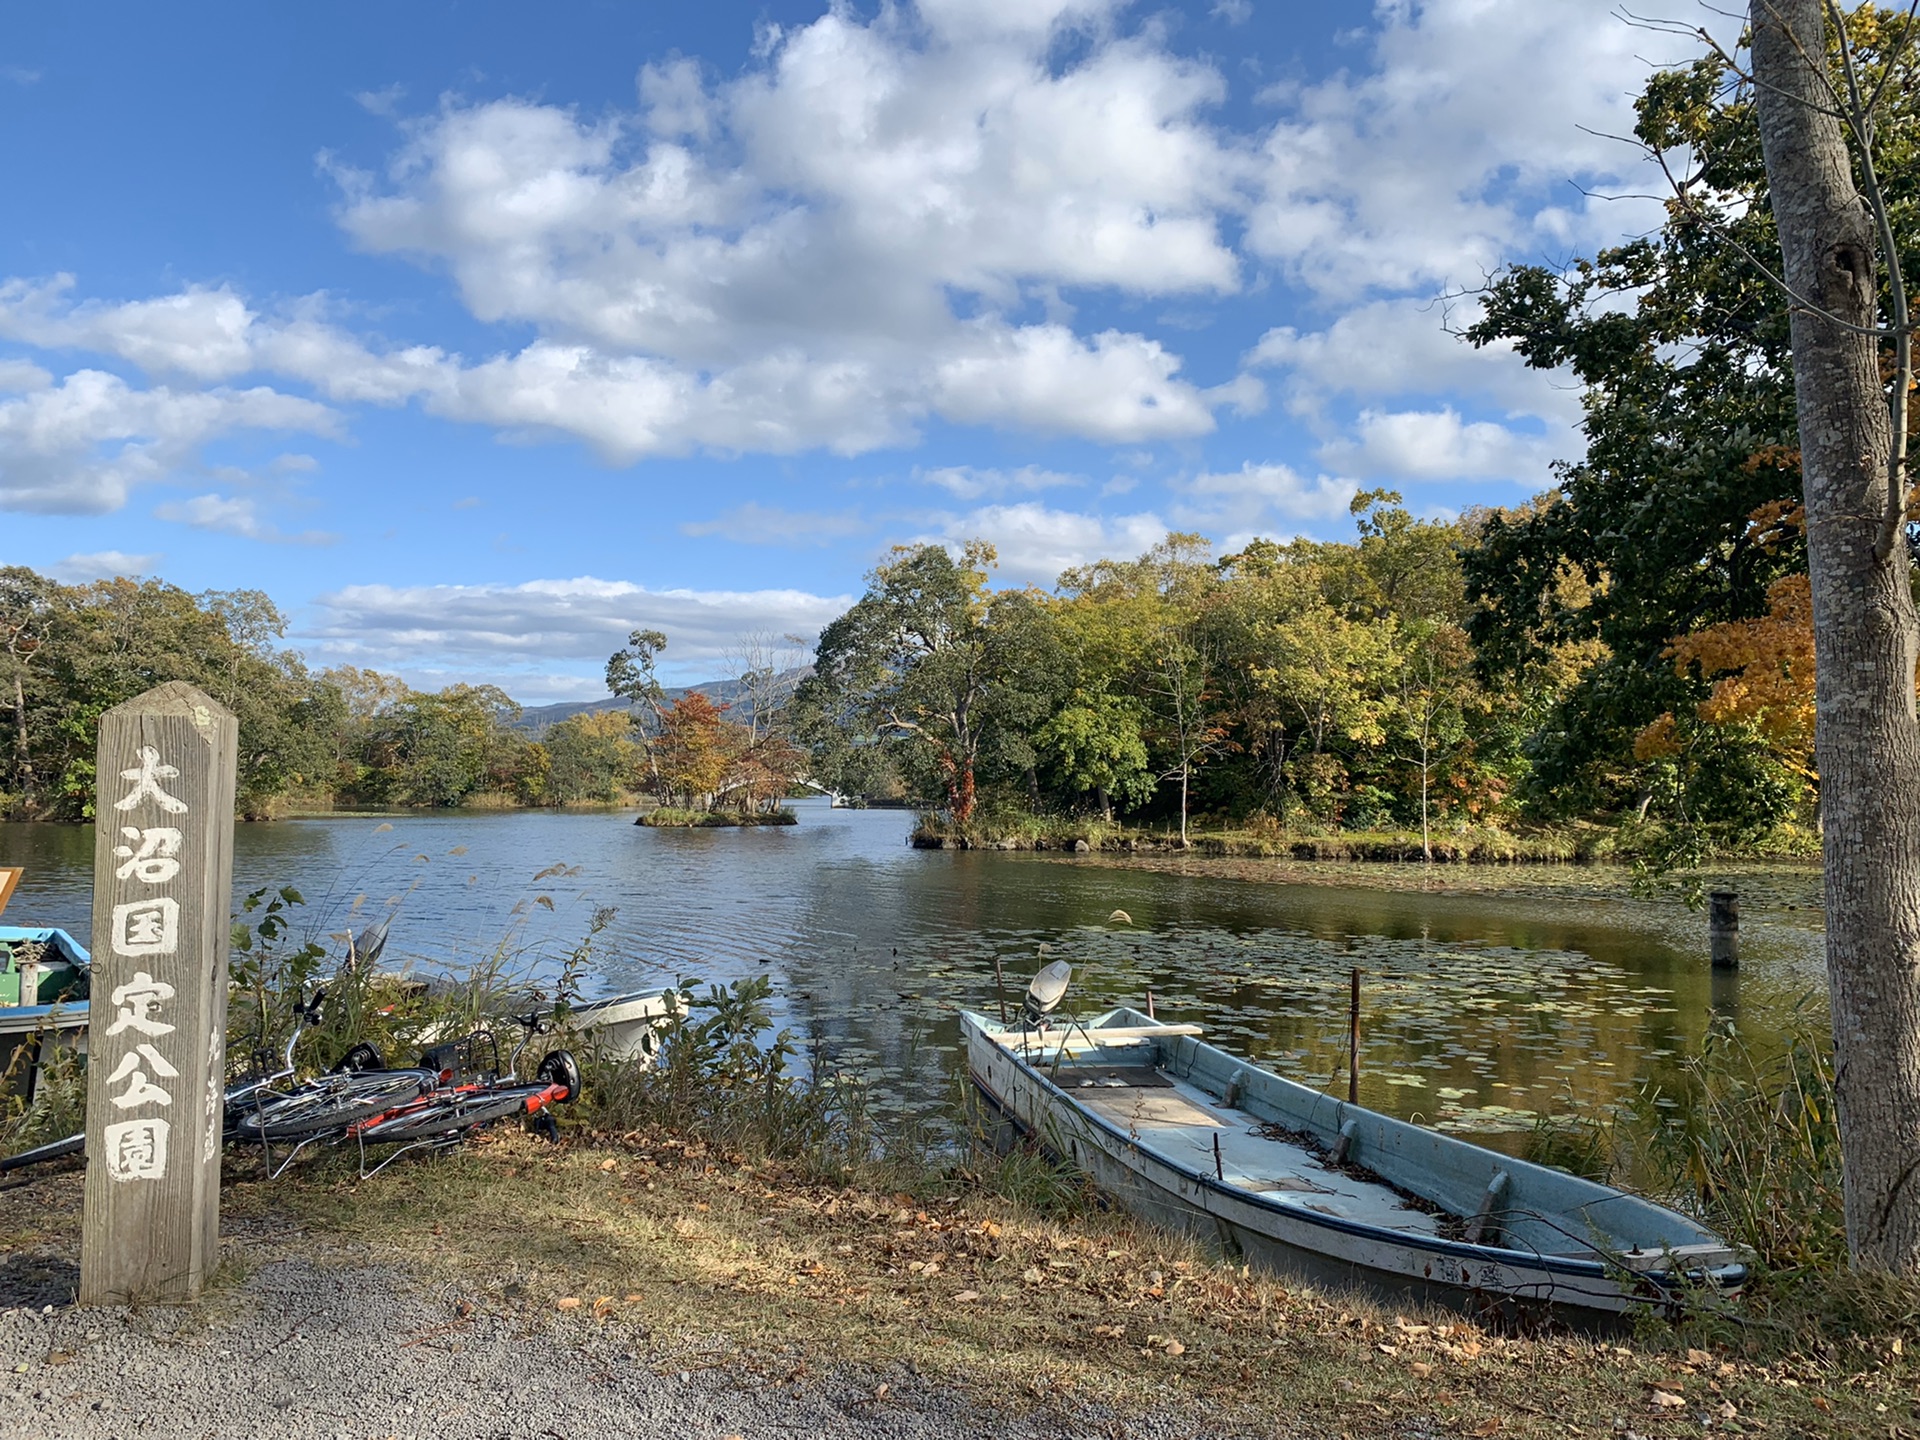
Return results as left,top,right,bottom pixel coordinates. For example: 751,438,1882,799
1,799,1830,1151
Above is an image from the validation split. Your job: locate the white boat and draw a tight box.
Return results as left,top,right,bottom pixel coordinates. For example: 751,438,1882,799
0,926,91,1103
962,995,1746,1323
565,989,681,1065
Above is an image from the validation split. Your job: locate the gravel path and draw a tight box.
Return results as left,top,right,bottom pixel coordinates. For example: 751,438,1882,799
0,1257,1261,1440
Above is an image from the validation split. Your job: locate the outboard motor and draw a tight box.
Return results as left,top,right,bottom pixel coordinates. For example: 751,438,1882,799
1023,960,1073,1028
344,915,392,973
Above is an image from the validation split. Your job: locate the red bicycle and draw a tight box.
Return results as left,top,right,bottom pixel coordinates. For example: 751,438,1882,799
345,1016,581,1174
232,1012,581,1177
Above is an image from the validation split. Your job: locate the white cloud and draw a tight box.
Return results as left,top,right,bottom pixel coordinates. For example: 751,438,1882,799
309,5,1248,452
1319,408,1566,486
930,325,1216,441
681,502,868,546
924,501,1172,587
1172,461,1357,536
1245,0,1679,303
917,464,1083,500
308,576,851,675
0,368,338,514
0,1,1689,519
0,276,256,380
48,550,162,582
1248,298,1580,427
153,492,338,545
0,359,51,393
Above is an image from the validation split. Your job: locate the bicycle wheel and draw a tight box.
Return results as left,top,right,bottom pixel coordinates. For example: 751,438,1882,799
355,1085,545,1145
235,1069,434,1141
536,1049,581,1103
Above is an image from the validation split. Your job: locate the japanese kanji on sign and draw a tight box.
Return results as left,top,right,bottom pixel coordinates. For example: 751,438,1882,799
80,681,237,1306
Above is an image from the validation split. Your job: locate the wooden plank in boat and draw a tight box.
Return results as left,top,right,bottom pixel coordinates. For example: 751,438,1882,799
1233,1175,1335,1195
1077,1088,1226,1129
1060,1066,1172,1089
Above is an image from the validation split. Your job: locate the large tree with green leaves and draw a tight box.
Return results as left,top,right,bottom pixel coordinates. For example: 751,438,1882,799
1462,52,1819,816
796,543,1061,824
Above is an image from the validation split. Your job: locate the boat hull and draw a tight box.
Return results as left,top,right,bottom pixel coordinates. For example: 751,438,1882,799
567,990,679,1066
965,1020,1695,1325
0,927,91,1104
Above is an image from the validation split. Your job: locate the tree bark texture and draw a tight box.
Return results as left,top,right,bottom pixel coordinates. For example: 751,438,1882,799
1751,0,1920,1270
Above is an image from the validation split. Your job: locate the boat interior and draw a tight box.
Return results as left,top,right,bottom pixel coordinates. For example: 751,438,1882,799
979,1006,1738,1269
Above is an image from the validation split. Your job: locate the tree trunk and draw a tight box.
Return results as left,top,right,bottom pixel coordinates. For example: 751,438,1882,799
1179,763,1190,844
1420,740,1431,864
10,669,32,811
1752,0,1920,1271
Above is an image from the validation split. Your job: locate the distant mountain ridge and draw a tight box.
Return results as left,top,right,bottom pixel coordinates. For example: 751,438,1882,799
507,668,809,738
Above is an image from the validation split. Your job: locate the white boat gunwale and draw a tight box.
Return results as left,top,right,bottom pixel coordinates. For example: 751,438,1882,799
963,1006,1747,1292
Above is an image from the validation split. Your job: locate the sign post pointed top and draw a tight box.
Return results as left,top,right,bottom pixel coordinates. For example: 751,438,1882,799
99,680,236,730
81,679,238,1306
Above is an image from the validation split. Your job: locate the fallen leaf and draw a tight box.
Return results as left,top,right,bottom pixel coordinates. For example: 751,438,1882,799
624,1293,643,1303
592,1296,615,1320
953,1290,981,1303
1409,1362,1433,1379
1649,1390,1686,1410
555,1297,582,1311
1686,1348,1713,1367
599,1158,618,1171
1162,1339,1186,1357
1472,1419,1502,1438
1715,1401,1738,1420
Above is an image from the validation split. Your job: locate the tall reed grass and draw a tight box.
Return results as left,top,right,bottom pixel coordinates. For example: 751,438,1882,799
1529,1021,1920,1346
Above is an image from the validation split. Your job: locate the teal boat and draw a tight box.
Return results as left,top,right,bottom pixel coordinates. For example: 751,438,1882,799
0,926,91,1102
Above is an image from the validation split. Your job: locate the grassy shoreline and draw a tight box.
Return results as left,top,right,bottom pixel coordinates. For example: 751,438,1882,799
2,1136,1903,1438
913,814,1597,863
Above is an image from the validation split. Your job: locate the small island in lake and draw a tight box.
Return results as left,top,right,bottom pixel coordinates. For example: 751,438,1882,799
636,806,797,828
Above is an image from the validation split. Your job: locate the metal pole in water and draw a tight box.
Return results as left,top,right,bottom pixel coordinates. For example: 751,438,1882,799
1212,1131,1224,1181
1709,890,1740,970
1347,967,1361,1106
1146,988,1156,1020
993,956,1009,1025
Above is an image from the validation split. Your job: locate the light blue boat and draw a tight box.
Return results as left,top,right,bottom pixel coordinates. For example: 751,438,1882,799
962,1001,1747,1323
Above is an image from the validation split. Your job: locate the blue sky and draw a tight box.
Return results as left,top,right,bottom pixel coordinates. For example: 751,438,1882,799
0,0,1700,699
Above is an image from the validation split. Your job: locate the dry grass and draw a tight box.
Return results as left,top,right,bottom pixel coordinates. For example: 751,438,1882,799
7,1133,1905,1439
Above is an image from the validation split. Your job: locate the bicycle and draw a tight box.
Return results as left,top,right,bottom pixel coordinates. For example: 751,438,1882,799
342,1012,582,1176
0,986,423,1177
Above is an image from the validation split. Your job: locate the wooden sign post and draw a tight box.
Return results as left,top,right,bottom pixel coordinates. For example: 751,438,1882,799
80,681,237,1306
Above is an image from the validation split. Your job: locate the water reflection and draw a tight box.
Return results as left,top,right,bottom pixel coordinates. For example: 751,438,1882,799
0,799,1829,1153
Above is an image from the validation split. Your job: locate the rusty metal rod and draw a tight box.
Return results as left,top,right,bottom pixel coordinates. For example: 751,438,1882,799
1347,966,1361,1106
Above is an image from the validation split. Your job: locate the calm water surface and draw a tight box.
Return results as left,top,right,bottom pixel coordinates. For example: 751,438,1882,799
1,800,1829,1151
